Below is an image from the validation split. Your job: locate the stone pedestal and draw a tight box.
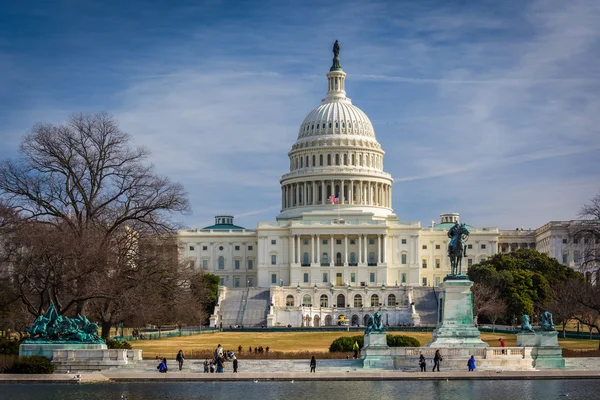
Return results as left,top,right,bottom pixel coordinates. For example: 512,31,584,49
361,332,394,369
517,331,565,369
426,278,487,348
19,343,107,360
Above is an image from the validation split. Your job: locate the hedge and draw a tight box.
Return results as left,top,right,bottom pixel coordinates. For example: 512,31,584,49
9,356,55,374
106,339,132,349
329,334,420,352
0,338,23,355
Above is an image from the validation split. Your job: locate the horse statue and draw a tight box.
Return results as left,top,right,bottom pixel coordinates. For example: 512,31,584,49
447,222,470,276
364,311,385,335
540,311,555,331
520,314,535,333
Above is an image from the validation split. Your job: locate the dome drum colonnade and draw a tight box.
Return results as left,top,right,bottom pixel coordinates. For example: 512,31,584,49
278,44,394,219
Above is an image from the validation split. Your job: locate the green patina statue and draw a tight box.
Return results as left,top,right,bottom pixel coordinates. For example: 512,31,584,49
447,221,470,276
520,314,535,333
364,311,385,335
25,302,104,344
330,40,342,71
540,311,555,331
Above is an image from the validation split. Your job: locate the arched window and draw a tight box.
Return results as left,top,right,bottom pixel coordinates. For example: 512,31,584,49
305,156,309,167
368,252,375,265
335,154,340,165
371,294,380,307
320,294,328,308
302,294,312,307
303,252,309,265
343,154,347,165
327,154,332,165
322,252,329,264
350,252,356,265
300,157,303,168
388,294,396,307
351,154,355,165
286,295,295,307
354,294,363,308
336,252,342,265
312,155,316,166
320,154,323,166
218,256,224,269
337,294,345,308
328,122,332,128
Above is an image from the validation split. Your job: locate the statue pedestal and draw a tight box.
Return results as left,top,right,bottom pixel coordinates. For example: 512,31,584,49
361,332,394,369
426,278,487,348
19,343,107,359
516,331,565,369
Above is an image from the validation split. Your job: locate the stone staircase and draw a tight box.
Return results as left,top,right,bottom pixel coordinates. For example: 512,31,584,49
241,288,270,327
412,287,439,325
219,289,248,326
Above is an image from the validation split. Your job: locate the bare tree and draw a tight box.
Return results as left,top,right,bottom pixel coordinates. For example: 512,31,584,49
545,280,581,337
572,191,600,272
472,282,507,329
0,113,190,321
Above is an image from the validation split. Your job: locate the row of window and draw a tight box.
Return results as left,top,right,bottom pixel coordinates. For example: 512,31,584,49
287,293,398,308
421,244,485,250
203,257,254,270
189,245,254,251
291,152,382,170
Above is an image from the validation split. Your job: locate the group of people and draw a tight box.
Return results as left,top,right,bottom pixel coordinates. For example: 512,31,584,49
201,343,238,373
418,349,477,372
156,350,186,373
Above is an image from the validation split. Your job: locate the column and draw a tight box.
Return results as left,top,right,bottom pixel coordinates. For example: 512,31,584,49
321,181,325,204
378,234,382,264
344,234,348,265
291,235,296,265
358,234,362,264
341,180,345,204
312,181,316,205
295,184,299,206
330,234,334,265
359,181,363,204
364,234,368,263
311,235,315,264
349,181,353,205
383,234,387,264
317,235,321,265
297,234,301,264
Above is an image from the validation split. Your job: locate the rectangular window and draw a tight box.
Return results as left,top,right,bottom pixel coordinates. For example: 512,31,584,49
401,239,407,244
350,240,355,245
562,239,567,244
189,246,194,251
422,259,427,268
248,245,253,250
304,273,309,283
574,239,579,244
435,244,440,250
271,274,277,284
435,277,441,286
202,246,208,251
234,276,240,288
323,273,328,283
422,245,427,250
202,259,208,269
336,239,342,245
369,239,375,245
247,260,253,269
468,259,473,267
435,259,440,268
235,260,240,270
481,244,486,249
351,273,356,283
303,239,309,245
467,244,473,249
401,273,406,283
562,252,568,264
219,277,225,285
271,255,277,265
323,239,328,245
401,254,407,265
422,277,427,286
574,250,580,263
370,272,375,283
271,240,277,245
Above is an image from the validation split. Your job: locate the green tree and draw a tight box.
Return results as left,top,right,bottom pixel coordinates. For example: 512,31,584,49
468,248,581,322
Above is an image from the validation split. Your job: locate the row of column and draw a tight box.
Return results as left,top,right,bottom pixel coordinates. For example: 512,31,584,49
282,180,391,209
290,234,388,266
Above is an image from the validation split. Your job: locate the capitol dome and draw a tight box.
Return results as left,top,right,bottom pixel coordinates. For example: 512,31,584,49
278,42,394,221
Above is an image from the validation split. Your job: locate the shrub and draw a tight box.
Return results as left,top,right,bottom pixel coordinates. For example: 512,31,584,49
329,334,420,352
106,339,132,349
9,356,54,374
0,355,18,373
0,338,23,355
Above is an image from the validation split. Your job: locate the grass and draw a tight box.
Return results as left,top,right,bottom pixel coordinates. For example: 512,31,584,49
131,330,599,359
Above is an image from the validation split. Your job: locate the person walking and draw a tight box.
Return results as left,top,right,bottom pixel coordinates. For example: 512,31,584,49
233,356,239,373
353,341,360,359
499,338,506,354
176,350,185,371
432,349,442,372
203,359,209,373
419,354,427,372
216,356,224,373
310,355,317,373
468,355,476,372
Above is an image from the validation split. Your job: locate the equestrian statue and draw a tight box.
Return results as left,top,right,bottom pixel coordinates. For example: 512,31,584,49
447,221,470,276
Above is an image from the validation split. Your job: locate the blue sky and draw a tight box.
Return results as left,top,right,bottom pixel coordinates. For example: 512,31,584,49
1,0,599,230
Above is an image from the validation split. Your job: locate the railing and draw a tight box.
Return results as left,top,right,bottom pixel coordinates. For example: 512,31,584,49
239,288,250,326
394,347,529,359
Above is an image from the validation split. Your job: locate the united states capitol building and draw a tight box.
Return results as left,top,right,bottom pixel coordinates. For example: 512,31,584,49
178,46,596,328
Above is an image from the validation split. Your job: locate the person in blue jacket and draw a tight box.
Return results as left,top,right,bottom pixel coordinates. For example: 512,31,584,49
468,355,476,372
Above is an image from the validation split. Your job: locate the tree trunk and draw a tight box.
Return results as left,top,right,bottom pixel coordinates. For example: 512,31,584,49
562,322,567,338
101,321,112,339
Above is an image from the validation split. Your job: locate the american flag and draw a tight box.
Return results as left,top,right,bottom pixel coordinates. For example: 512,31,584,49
329,194,339,204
